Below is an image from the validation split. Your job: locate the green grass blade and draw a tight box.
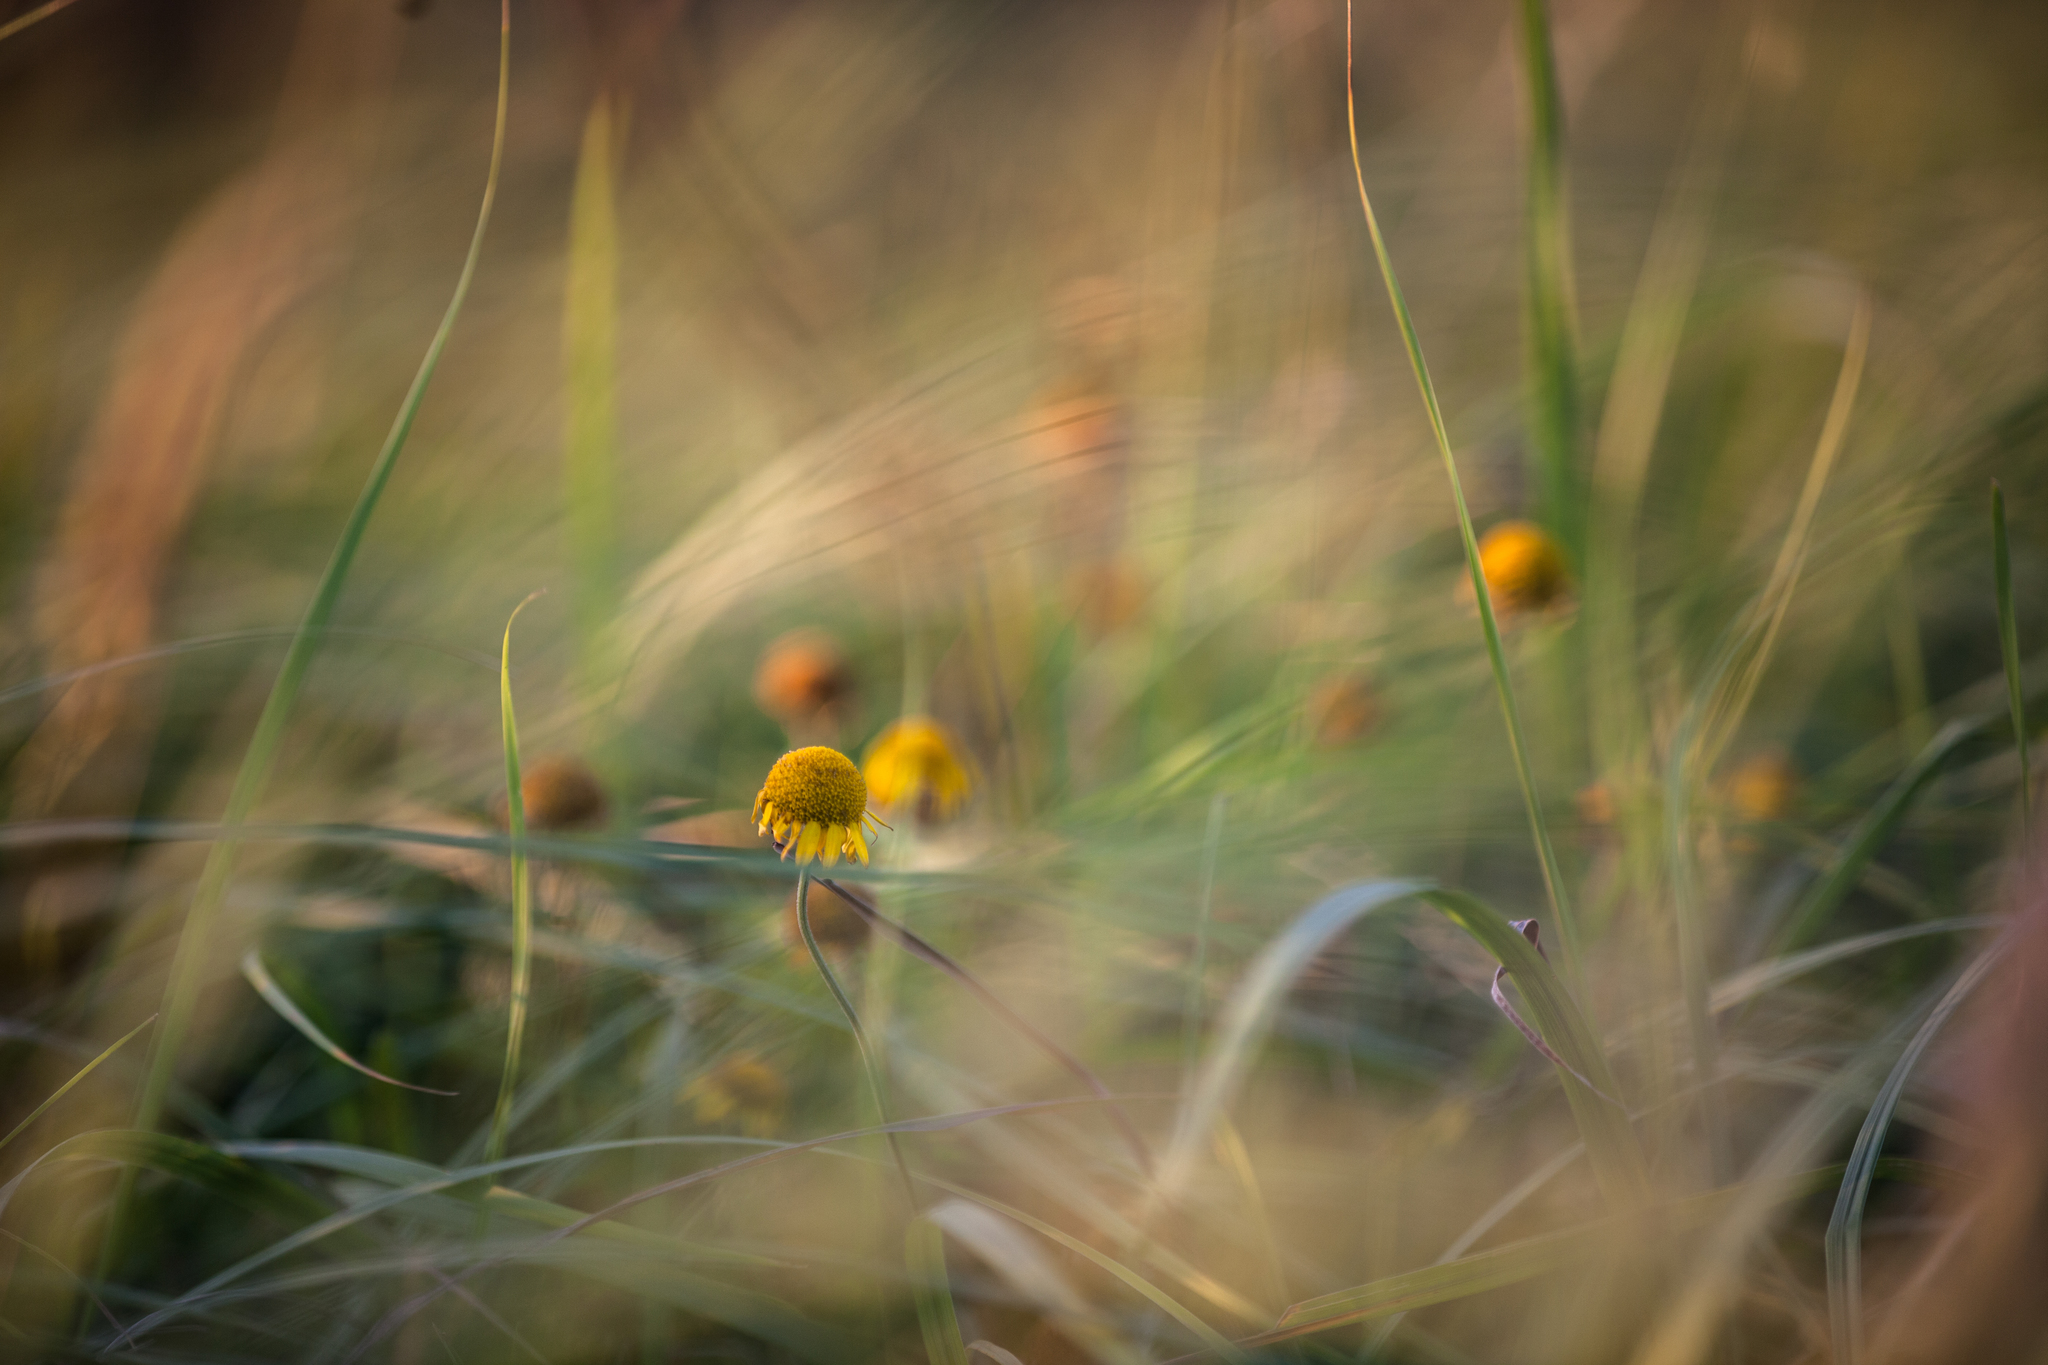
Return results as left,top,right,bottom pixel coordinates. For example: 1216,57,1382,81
485,591,542,1170
1420,888,1647,1202
1825,939,2004,1365
1771,717,1980,953
0,1015,154,1157
1993,480,2030,829
1513,0,1583,563
1344,0,1583,977
240,950,455,1096
1161,878,1643,1207
564,92,622,709
907,1217,971,1365
1159,878,1430,1197
128,0,512,1154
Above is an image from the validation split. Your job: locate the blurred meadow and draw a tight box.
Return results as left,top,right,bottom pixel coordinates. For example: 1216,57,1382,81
3,0,2048,1361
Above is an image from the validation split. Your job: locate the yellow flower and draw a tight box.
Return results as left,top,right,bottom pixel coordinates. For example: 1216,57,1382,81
1476,520,1570,615
684,1053,788,1137
863,717,977,822
753,746,883,866
1725,750,1799,824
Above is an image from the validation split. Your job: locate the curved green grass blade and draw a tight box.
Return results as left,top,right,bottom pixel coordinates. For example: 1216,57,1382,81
484,591,542,1170
240,952,455,1096
1825,939,2004,1365
1343,0,1582,977
1160,879,1643,1207
1994,480,2030,829
1710,917,1994,1014
1771,717,1980,953
0,1129,332,1230
1158,879,1428,1197
0,1015,154,1157
129,0,513,1160
908,1216,971,1365
1420,888,1646,1203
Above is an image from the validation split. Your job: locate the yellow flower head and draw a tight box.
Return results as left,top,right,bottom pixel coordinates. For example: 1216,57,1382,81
684,1053,788,1137
1476,520,1570,615
753,745,882,866
863,717,977,822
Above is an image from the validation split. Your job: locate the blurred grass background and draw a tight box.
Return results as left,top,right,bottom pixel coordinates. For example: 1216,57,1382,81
2,0,2047,1361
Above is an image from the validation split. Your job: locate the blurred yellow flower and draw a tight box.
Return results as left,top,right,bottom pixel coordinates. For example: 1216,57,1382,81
684,1053,788,1137
753,746,881,866
863,717,977,822
1726,749,1799,824
1476,520,1570,615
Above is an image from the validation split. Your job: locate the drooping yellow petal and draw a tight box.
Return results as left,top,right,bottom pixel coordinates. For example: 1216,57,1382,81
794,821,825,863
847,825,869,865
821,825,844,866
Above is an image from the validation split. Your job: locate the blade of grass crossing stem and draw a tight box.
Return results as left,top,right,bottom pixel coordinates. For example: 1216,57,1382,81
1827,941,2004,1365
564,92,622,712
1513,0,1583,565
797,869,918,1209
114,0,508,1267
907,1217,971,1365
1344,1,1582,978
0,1016,154,1156
1994,481,2031,831
485,591,542,1170
241,952,455,1096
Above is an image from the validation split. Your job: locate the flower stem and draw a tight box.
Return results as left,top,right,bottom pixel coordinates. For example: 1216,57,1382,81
797,868,918,1210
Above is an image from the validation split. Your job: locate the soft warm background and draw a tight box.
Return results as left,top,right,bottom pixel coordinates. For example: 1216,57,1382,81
2,1,2045,1362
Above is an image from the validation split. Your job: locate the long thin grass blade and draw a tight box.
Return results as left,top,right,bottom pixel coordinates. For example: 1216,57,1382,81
128,0,513,1159
485,590,542,1169
1158,879,1428,1197
816,876,1154,1174
907,1217,971,1365
1826,939,2004,1365
1994,480,2031,829
1771,717,1980,953
1420,889,1646,1202
240,951,454,1096
1513,0,1583,562
0,1014,154,1156
1343,0,1583,976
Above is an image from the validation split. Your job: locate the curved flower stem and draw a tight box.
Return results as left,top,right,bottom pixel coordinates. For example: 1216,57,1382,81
797,868,918,1211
